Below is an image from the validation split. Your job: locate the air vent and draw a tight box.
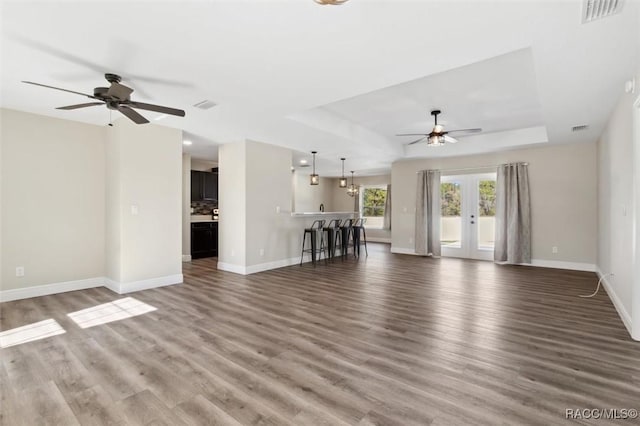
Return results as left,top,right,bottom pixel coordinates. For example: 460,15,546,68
582,0,624,23
572,124,589,132
193,100,217,110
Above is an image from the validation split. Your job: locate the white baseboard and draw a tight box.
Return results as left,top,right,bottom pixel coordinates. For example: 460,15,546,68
245,257,301,274
0,277,104,303
367,237,391,243
105,274,183,294
527,259,596,272
596,267,634,339
182,255,192,262
1,274,183,302
216,262,247,275
390,248,596,272
219,254,320,275
390,246,418,255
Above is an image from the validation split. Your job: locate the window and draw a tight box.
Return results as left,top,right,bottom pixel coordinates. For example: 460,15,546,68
360,185,387,229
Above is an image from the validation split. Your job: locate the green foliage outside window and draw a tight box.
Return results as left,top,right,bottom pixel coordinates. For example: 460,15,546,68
441,182,461,216
441,180,496,217
362,188,387,217
478,180,496,216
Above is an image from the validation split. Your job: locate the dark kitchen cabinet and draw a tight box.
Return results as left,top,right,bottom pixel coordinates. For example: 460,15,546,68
203,171,218,200
191,222,218,259
191,169,218,202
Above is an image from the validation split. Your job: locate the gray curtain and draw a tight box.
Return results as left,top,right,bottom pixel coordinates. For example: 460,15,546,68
494,163,531,263
383,184,392,230
415,170,441,256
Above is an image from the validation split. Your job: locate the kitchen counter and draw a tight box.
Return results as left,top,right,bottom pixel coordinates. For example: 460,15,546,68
291,211,356,217
191,215,219,223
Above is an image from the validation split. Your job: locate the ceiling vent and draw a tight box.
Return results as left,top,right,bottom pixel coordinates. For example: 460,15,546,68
193,100,217,110
582,0,624,23
572,124,589,132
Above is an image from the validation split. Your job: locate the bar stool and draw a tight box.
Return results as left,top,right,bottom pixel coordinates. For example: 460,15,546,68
352,217,369,257
300,220,327,266
339,218,355,258
323,219,342,259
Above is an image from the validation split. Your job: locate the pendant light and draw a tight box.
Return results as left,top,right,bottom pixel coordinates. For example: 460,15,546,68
339,158,347,188
310,151,319,185
347,171,358,197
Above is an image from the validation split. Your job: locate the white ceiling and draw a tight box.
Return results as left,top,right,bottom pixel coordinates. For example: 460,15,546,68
1,0,638,176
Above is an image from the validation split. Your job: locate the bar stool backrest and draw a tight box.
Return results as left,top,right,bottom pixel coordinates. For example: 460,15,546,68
353,218,366,227
326,219,342,229
310,220,326,230
341,218,354,228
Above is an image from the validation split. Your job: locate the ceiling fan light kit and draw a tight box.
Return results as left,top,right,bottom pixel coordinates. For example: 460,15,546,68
314,0,349,5
22,73,186,125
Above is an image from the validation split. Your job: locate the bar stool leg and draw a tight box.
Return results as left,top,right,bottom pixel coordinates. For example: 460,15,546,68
311,229,317,265
361,227,368,256
300,231,307,266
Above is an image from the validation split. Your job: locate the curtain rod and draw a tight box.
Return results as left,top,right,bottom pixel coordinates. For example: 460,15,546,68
416,162,528,174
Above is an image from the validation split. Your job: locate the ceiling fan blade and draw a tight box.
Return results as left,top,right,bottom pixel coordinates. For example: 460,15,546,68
107,82,133,101
128,101,185,117
407,137,426,145
22,81,98,99
117,106,149,124
56,102,104,110
444,135,459,144
396,133,429,137
447,128,482,134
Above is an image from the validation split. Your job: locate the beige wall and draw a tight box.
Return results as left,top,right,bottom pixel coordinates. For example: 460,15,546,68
218,142,247,267
597,69,640,336
219,140,351,273
332,174,391,242
293,172,335,213
105,119,183,284
182,153,191,258
1,109,106,290
391,142,598,265
191,158,217,172
245,141,300,267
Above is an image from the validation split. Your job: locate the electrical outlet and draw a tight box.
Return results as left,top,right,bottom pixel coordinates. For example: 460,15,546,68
552,246,558,254
259,248,265,257
16,266,24,277
131,205,139,215
276,206,281,214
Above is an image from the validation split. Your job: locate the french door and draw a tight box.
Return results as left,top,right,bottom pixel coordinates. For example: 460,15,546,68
440,173,497,260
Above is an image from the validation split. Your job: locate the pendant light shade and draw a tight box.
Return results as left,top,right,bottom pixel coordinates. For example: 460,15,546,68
339,158,347,188
310,151,319,185
347,171,358,197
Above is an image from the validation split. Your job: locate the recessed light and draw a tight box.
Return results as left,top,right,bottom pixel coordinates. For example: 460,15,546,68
300,159,308,165
183,140,193,146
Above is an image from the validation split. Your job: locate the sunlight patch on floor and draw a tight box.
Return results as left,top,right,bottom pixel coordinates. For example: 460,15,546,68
0,319,66,348
67,297,157,329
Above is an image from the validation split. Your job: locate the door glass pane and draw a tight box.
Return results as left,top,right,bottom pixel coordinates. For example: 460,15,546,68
477,179,496,249
441,181,462,248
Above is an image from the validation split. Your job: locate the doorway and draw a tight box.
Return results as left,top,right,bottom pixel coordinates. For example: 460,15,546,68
440,173,497,260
